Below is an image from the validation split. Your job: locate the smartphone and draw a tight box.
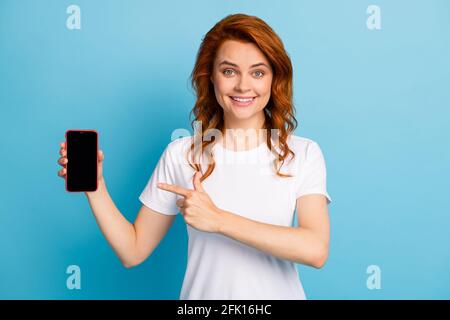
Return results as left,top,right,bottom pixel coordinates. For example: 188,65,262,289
65,129,98,192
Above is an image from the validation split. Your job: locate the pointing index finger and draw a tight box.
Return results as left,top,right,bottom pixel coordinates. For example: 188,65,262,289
157,183,191,197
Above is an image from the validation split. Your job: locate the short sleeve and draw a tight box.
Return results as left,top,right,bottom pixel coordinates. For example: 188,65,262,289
295,141,332,204
138,143,180,215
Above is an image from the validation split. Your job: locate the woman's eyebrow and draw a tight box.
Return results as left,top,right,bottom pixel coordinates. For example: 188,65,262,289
218,60,270,69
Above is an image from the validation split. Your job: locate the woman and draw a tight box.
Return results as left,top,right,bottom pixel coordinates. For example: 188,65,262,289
57,13,331,300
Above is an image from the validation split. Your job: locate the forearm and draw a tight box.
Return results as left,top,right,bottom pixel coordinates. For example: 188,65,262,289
85,178,138,267
218,210,328,268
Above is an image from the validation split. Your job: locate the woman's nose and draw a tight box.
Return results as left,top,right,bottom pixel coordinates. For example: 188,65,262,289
234,74,252,92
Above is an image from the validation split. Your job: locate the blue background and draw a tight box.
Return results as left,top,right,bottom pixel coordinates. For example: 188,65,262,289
1,0,449,299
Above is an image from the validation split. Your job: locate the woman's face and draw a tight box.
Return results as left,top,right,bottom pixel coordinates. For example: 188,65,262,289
211,39,273,130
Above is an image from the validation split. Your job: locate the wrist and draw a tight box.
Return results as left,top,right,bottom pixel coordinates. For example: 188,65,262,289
217,209,231,235
85,178,106,199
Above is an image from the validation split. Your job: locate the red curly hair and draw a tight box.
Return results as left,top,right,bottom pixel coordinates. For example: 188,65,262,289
187,13,298,181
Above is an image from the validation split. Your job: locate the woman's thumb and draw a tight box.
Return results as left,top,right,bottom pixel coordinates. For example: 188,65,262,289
99,150,104,161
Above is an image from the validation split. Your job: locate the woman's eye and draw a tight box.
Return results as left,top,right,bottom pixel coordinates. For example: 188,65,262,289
253,71,264,78
223,69,235,76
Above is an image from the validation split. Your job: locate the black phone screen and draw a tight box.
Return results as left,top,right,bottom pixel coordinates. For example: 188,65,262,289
65,130,98,192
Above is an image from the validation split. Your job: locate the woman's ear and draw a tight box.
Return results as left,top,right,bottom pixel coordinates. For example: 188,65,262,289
210,75,214,84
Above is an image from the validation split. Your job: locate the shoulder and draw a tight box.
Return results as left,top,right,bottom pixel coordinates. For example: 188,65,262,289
163,135,194,165
288,134,322,159
166,135,194,152
288,134,317,147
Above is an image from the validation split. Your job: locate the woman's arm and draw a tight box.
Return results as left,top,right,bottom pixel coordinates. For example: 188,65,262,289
86,178,176,268
157,175,330,268
218,194,330,268
58,142,175,269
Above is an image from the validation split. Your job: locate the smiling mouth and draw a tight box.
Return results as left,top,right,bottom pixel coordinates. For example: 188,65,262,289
230,96,256,102
229,96,257,107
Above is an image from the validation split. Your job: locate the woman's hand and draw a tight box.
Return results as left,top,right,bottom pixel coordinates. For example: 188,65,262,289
57,141,105,183
157,171,223,233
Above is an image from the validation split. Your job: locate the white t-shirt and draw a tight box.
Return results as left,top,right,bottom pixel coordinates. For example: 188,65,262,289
139,134,331,300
